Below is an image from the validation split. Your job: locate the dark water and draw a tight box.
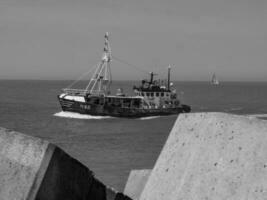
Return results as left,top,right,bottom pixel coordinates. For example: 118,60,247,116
0,80,266,190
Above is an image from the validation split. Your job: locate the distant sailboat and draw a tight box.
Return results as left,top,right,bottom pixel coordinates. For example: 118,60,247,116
211,73,219,85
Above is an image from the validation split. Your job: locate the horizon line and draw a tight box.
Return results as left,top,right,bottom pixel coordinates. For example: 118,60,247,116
0,79,267,83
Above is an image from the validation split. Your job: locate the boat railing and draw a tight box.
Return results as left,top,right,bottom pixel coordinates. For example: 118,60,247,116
62,88,106,96
62,88,88,96
89,90,106,96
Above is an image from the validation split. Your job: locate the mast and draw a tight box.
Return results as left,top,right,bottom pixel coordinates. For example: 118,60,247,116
85,32,112,95
103,32,112,93
167,65,171,91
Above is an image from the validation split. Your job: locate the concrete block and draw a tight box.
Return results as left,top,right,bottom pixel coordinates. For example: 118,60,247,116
0,127,50,200
0,127,131,200
140,113,267,200
124,169,151,199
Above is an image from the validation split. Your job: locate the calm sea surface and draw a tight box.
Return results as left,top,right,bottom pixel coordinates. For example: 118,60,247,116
0,80,267,190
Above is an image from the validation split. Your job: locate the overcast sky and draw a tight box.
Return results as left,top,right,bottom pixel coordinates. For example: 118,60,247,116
0,0,266,81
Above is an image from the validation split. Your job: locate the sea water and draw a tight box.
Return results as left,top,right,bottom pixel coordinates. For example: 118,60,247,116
0,80,266,190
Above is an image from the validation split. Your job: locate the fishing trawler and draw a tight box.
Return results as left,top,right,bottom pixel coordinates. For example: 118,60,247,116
211,73,219,85
58,33,191,118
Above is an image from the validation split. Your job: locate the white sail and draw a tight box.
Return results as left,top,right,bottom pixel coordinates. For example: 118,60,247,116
211,73,219,85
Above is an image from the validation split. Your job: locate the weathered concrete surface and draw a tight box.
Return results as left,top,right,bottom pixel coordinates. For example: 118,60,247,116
124,169,151,200
140,112,267,200
0,127,131,200
0,127,50,200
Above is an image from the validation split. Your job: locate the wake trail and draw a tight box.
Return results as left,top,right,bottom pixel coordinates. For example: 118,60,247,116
54,111,114,119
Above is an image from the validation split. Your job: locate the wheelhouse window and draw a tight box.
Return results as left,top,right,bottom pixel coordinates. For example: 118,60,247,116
147,93,150,97
161,92,164,97
151,93,154,97
156,92,159,97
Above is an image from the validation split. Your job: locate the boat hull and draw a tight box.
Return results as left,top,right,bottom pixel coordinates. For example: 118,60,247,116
58,97,190,118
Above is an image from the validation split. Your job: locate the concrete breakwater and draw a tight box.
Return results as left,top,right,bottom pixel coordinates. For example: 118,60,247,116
1,112,267,200
125,113,267,200
0,127,131,200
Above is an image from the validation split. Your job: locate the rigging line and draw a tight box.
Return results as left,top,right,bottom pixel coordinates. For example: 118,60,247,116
156,65,174,73
65,63,100,89
112,55,151,75
153,66,175,79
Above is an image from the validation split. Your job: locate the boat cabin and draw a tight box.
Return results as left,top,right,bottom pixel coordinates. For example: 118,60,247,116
85,95,144,109
135,91,171,98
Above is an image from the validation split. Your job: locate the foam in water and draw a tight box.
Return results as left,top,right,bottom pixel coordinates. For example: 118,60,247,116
246,114,267,119
54,111,113,119
139,116,161,120
229,107,243,111
54,112,163,120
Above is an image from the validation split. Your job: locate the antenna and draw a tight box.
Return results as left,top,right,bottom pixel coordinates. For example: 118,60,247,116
149,72,158,86
167,65,171,91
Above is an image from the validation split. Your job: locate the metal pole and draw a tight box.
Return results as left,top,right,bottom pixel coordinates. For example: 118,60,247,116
167,65,171,91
